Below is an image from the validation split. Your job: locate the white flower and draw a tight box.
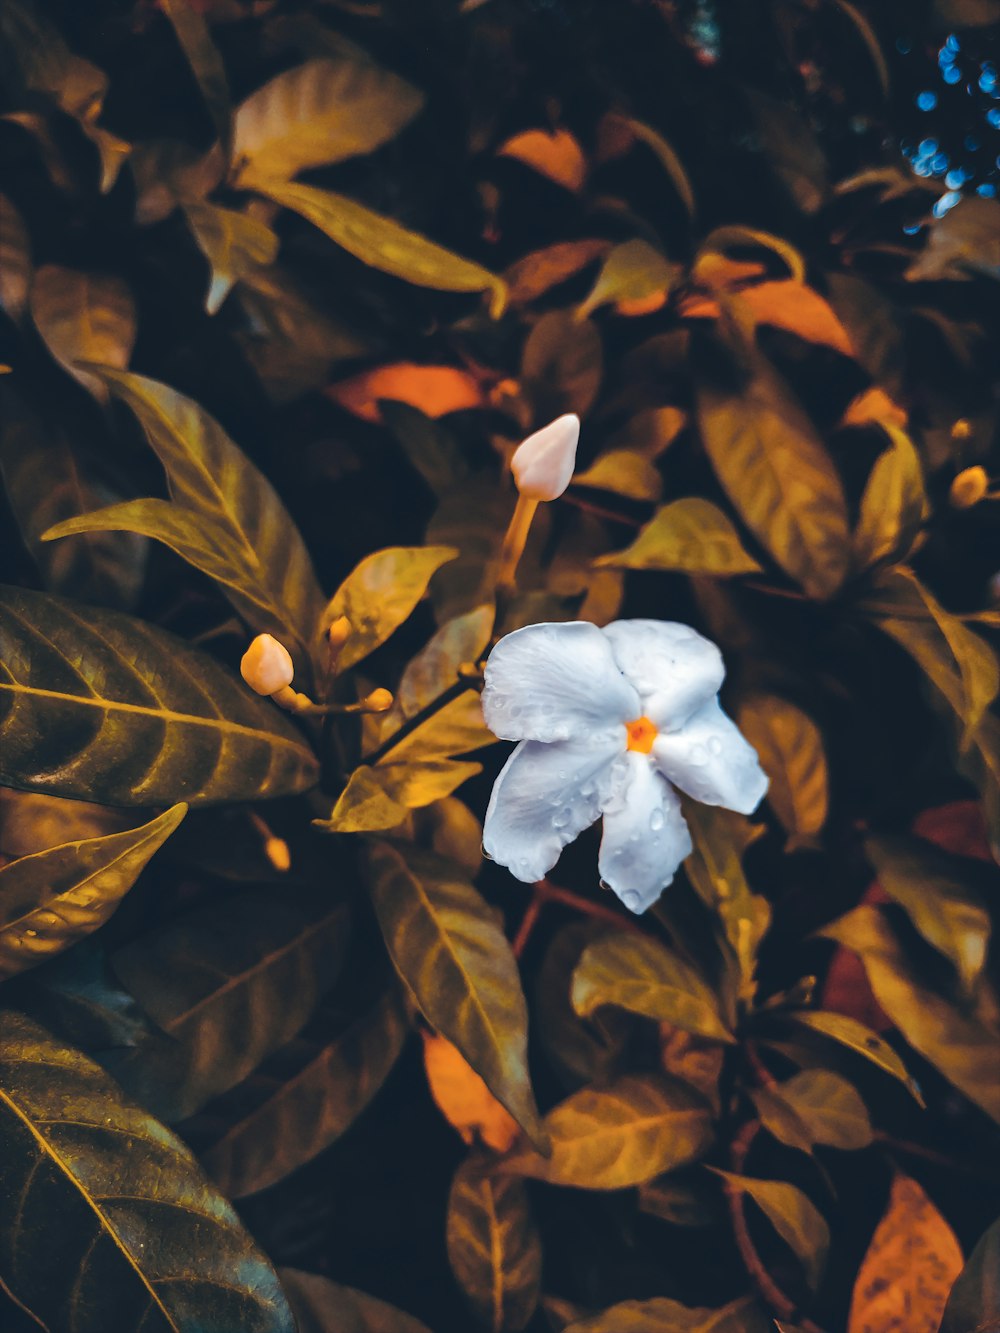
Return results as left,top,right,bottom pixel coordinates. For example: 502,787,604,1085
481,619,768,914
511,413,580,501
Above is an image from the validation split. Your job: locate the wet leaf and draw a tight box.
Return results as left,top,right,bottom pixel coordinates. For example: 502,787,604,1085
696,348,850,600
498,127,587,192
738,696,828,843
848,1173,962,1333
822,905,1000,1122
183,201,279,314
522,309,603,419
865,833,992,993
0,1011,294,1332
279,1268,432,1333
853,426,927,571
577,239,674,319
0,804,185,981
0,583,318,807
234,55,423,184
249,177,507,316
45,369,325,668
319,545,457,671
752,1070,873,1153
570,931,735,1042
369,841,546,1149
111,886,349,1121
0,194,30,321
30,266,135,400
714,1172,829,1290
564,1295,770,1332
505,1074,713,1189
204,991,407,1198
597,499,761,575
447,1157,542,1332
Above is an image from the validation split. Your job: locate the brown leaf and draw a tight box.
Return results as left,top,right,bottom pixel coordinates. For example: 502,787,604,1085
505,239,610,306
422,1031,521,1153
848,1173,963,1333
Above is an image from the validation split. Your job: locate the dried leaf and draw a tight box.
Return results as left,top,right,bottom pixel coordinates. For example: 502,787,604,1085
424,1033,521,1152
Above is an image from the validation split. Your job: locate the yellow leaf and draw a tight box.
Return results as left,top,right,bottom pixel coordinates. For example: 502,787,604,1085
686,280,855,355
848,1173,963,1333
738,695,828,842
422,1032,521,1153
326,363,485,423
842,387,908,429
497,128,587,192
577,239,674,320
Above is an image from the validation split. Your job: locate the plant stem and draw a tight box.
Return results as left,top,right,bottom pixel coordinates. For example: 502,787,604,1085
496,493,538,592
561,490,644,527
363,676,473,768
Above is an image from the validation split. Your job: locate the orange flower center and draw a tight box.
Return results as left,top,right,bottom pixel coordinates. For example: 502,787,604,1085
625,716,658,754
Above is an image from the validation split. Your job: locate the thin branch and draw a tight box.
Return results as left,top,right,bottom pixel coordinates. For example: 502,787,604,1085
363,676,474,768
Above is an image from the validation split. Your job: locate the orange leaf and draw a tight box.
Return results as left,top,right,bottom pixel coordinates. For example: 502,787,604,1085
741,281,854,355
842,387,909,429
615,290,669,317
505,239,609,305
497,128,587,193
422,1032,521,1153
692,253,767,289
848,1173,963,1333
326,363,485,423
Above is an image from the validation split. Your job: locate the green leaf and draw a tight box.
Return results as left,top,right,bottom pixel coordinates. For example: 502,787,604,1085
0,388,146,608
865,832,991,993
822,905,1000,1123
447,1157,542,1333
0,804,186,981
596,499,761,575
203,991,407,1198
0,584,318,807
737,696,828,843
696,347,850,600
30,265,135,400
279,1268,432,1333
713,1172,829,1290
161,0,231,155
573,449,663,502
940,1211,1000,1333
570,931,735,1042
625,117,696,218
778,1010,922,1103
248,177,507,316
323,759,481,832
111,887,349,1120
505,1074,713,1189
853,425,927,571
53,369,325,669
521,309,603,418
320,545,457,671
866,568,999,746
368,841,546,1148
233,55,423,184
0,194,30,321
183,201,278,314
752,1071,873,1153
576,239,674,319
564,1295,770,1333
0,1011,294,1332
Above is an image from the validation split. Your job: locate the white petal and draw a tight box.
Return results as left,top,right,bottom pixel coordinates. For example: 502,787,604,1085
511,413,580,500
483,735,622,883
601,619,725,730
482,621,639,744
652,697,768,815
598,753,692,913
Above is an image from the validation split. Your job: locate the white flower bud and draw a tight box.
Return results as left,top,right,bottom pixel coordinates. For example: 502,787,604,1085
241,634,294,695
510,413,580,501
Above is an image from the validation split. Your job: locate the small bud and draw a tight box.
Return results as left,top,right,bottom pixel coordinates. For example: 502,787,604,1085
327,615,352,652
511,413,580,501
950,465,989,510
265,837,292,873
363,687,394,713
951,418,973,441
241,634,294,695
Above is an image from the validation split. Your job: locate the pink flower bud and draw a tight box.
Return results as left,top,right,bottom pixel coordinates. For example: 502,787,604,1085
241,634,294,695
510,413,580,501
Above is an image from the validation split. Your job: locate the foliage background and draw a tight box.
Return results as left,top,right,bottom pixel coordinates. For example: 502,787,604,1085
2,0,1000,1330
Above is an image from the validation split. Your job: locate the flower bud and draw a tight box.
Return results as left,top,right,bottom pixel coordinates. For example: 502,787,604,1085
265,837,292,873
950,465,989,510
363,687,394,713
240,634,294,695
510,413,580,501
326,616,352,652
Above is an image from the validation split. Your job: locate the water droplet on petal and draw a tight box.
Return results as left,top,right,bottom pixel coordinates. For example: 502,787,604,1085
621,889,641,912
688,744,709,767
650,808,665,831
552,806,574,829
708,736,723,756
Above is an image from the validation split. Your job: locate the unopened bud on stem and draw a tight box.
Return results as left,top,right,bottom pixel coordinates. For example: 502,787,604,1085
326,615,352,670
511,413,580,501
241,634,294,696
951,465,989,510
